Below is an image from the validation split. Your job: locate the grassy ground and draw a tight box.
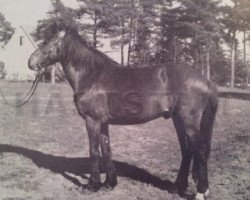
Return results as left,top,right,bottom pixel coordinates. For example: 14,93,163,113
0,82,249,200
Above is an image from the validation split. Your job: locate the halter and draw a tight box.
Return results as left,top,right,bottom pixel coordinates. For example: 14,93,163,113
38,31,65,67
41,36,62,65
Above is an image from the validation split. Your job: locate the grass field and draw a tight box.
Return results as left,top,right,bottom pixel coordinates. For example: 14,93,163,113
0,82,249,200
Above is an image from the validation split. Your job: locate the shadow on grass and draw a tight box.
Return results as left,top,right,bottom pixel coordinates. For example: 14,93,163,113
0,144,193,200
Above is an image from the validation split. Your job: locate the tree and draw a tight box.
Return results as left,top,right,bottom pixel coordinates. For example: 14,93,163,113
77,0,157,66
132,0,158,66
105,0,137,65
237,0,250,86
0,61,7,79
33,0,80,42
0,13,14,48
30,0,249,87
155,0,222,78
222,0,250,88
76,0,115,48
78,0,134,64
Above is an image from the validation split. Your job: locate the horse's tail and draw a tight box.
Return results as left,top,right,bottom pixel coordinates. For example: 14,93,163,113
192,83,218,183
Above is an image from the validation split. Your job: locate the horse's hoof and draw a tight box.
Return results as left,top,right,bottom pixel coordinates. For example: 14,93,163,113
204,189,210,198
85,182,101,192
195,193,205,200
174,181,188,195
195,189,209,200
104,179,117,190
104,183,115,190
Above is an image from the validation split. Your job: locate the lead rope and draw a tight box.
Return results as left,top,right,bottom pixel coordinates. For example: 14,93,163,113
0,72,43,107
0,72,43,159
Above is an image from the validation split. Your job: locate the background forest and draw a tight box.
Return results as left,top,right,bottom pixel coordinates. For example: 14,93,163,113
1,0,250,87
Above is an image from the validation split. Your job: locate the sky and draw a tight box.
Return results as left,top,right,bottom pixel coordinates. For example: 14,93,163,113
0,0,81,28
0,0,121,62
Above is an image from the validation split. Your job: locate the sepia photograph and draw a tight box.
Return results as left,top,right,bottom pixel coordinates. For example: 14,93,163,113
0,0,249,200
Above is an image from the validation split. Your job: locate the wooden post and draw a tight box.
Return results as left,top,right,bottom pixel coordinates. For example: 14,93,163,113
41,68,45,83
51,65,56,84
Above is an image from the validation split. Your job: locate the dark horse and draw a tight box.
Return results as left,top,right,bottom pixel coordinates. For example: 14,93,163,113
28,29,218,200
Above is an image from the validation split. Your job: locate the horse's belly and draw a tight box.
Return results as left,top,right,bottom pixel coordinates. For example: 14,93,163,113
108,111,171,125
74,88,173,124
107,100,172,125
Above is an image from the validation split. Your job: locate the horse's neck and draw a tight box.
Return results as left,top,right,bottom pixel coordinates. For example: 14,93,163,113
60,37,103,92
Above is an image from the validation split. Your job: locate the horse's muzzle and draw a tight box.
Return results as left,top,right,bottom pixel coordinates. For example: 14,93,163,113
28,56,40,71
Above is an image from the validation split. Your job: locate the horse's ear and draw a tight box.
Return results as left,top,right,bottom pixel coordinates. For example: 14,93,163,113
57,31,66,39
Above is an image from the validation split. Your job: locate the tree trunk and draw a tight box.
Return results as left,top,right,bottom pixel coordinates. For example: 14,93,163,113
127,0,134,67
134,15,138,45
173,36,177,63
206,50,211,80
230,38,236,89
42,68,45,83
194,48,198,69
121,46,124,65
93,11,98,48
243,30,248,87
200,53,205,76
127,41,131,67
168,29,176,63
121,20,125,65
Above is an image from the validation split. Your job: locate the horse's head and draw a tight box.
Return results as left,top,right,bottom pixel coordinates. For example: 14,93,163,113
28,31,66,71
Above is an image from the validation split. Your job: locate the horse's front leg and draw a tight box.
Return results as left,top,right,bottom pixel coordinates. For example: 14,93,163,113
99,123,117,189
85,117,102,192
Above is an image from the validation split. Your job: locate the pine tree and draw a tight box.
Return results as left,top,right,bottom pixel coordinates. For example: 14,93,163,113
155,0,222,74
104,0,136,65
33,0,82,42
222,0,250,88
237,0,250,86
0,13,14,48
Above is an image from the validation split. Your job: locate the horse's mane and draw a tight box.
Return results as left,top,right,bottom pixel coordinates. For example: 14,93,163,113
62,29,120,70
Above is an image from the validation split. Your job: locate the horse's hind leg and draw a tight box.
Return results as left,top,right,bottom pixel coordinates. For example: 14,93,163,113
99,123,117,189
172,113,192,194
85,117,102,191
193,98,217,200
178,103,215,200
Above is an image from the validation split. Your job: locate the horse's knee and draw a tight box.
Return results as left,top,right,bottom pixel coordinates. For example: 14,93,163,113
100,134,110,151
